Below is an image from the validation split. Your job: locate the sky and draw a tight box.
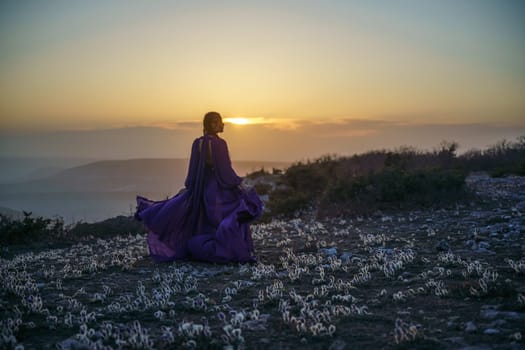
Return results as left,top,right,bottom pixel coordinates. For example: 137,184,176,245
1,0,524,160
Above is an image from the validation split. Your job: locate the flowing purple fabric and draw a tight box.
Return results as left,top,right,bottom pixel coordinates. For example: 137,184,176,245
135,135,262,263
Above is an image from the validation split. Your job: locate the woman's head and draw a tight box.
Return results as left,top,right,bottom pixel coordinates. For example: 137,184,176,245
203,111,224,135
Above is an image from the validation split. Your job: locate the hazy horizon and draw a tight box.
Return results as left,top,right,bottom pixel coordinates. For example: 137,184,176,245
0,157,290,223
1,121,524,162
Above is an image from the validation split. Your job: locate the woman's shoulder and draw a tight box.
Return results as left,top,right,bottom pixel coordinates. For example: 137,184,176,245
200,135,227,145
191,137,203,148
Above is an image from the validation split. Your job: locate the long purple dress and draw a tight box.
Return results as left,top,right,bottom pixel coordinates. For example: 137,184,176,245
135,134,262,263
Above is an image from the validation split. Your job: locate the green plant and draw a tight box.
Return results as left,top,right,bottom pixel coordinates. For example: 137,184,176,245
0,212,65,245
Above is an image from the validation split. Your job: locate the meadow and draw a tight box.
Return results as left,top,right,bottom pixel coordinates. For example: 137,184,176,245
1,173,524,349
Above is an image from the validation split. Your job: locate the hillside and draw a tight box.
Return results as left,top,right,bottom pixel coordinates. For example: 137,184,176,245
0,158,289,195
0,173,524,349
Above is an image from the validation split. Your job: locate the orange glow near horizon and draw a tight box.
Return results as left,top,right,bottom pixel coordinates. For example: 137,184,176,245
223,117,267,126
224,118,249,125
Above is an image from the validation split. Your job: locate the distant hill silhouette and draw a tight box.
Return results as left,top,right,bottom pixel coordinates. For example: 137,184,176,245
0,156,94,183
0,158,289,196
0,206,23,219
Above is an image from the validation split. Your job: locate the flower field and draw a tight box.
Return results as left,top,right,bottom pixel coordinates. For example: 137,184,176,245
1,174,524,349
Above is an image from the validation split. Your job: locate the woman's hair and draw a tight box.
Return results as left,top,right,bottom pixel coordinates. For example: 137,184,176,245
203,111,222,134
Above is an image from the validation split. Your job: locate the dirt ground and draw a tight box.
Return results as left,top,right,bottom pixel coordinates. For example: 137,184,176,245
1,173,524,349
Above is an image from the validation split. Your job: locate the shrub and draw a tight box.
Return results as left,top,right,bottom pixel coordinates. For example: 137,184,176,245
253,182,273,196
459,136,525,177
264,141,478,218
265,188,313,218
0,212,65,245
69,215,146,239
320,168,467,216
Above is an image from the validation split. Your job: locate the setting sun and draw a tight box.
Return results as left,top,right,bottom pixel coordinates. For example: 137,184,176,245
224,118,250,125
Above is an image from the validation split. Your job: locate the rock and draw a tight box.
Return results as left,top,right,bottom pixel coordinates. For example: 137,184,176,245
321,247,338,257
478,226,491,235
244,319,267,331
259,313,271,321
478,241,490,249
340,252,353,263
475,248,496,254
378,248,393,255
489,319,506,327
444,336,466,346
483,328,500,335
56,338,92,350
481,304,500,310
465,321,477,333
515,201,525,212
328,339,346,350
465,240,476,249
401,272,413,279
509,332,522,341
481,310,524,320
435,240,450,252
516,285,525,293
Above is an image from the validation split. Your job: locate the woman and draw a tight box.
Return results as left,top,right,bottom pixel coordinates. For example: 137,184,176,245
135,111,262,263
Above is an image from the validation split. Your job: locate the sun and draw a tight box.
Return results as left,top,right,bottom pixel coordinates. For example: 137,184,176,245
224,117,250,125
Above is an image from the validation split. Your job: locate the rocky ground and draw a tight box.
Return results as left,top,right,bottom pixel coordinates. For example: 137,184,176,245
1,173,524,349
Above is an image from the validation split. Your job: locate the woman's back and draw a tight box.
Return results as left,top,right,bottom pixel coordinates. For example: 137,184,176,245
135,112,262,263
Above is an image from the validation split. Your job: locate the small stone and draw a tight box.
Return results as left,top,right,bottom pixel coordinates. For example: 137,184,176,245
244,319,267,331
340,252,353,263
465,240,476,249
445,336,466,346
465,321,477,333
489,319,506,327
509,332,522,341
476,248,488,253
57,338,91,350
483,328,500,335
379,248,393,255
328,339,346,350
435,240,450,252
516,286,525,293
478,241,490,249
481,310,524,320
322,247,338,257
